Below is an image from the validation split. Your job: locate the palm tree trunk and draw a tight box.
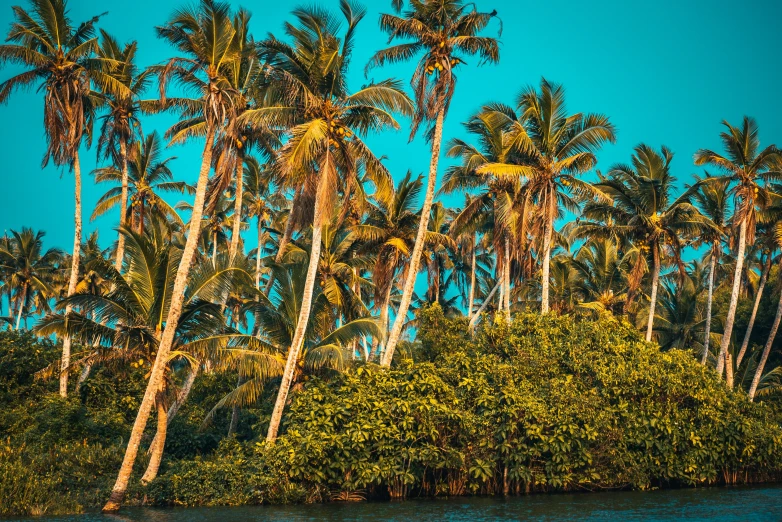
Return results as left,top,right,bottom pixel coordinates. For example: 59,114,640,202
382,109,445,368
148,365,198,453
229,158,244,261
541,208,554,314
60,152,83,398
467,234,476,322
76,362,92,393
140,388,167,485
376,282,393,358
469,280,501,332
15,282,27,330
229,374,242,436
255,216,263,289
749,283,782,400
717,219,747,381
266,149,330,441
645,246,660,342
115,139,129,271
701,244,717,365
503,235,511,320
736,253,772,368
102,126,215,513
212,231,218,267
265,186,302,295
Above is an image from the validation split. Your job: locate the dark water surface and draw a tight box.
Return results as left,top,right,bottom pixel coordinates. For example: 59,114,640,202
9,485,782,521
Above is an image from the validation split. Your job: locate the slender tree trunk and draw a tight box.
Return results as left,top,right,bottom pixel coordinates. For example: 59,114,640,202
736,253,772,368
541,208,554,314
60,152,83,398
149,365,198,453
645,246,660,342
265,186,301,295
503,235,511,320
15,282,27,330
749,283,782,400
229,374,242,437
229,158,244,262
76,363,91,393
140,388,167,485
469,280,501,332
212,231,217,267
467,234,476,322
102,126,215,513
115,139,129,271
382,110,445,367
717,219,747,381
701,244,717,365
376,282,393,359
266,149,330,441
255,216,263,289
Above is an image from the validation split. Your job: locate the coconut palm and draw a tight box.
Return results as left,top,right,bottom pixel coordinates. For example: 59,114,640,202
369,0,501,366
36,222,255,485
0,229,62,330
243,157,285,289
103,0,244,511
92,132,191,236
0,0,131,397
568,237,630,314
579,144,714,342
479,79,616,314
95,31,151,270
240,1,412,440
694,117,781,384
689,174,730,364
354,172,423,355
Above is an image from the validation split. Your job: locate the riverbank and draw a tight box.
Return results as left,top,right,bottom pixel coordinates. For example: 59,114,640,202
2,308,782,516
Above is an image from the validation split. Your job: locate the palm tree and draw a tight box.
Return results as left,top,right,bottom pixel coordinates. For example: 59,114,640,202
0,0,130,397
568,237,630,314
480,79,616,314
694,117,781,383
243,157,285,289
0,229,61,329
37,223,252,484
95,31,150,270
92,132,190,235
689,174,730,364
355,172,423,355
369,0,501,367
579,145,713,342
103,0,243,511
241,1,412,440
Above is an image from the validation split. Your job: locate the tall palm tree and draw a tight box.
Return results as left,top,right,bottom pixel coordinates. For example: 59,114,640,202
689,174,730,364
355,172,423,355
92,132,190,235
103,0,243,511
241,1,412,441
243,157,285,289
370,0,501,366
95,31,150,270
694,117,781,383
579,145,713,342
0,229,62,329
481,79,616,314
0,0,129,397
37,223,251,484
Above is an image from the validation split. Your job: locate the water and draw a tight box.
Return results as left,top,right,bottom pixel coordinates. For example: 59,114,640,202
8,485,782,521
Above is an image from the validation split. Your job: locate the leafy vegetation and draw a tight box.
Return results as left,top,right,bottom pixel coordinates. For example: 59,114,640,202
1,0,781,516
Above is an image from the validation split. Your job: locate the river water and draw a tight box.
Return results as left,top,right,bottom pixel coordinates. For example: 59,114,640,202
10,485,782,521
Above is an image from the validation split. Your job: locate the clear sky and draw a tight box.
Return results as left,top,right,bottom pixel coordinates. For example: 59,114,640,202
1,0,781,252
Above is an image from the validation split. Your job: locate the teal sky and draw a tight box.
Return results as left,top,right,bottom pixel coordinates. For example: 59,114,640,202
1,0,781,252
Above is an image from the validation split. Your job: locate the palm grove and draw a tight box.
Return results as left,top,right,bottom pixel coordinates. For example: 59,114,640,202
1,0,782,513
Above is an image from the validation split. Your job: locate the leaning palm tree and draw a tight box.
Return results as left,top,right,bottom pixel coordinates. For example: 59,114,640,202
689,173,730,364
579,144,714,342
241,1,412,441
103,0,243,511
0,0,129,397
481,79,616,314
370,0,501,366
95,31,151,270
0,229,62,329
92,132,191,235
37,223,253,485
694,117,781,383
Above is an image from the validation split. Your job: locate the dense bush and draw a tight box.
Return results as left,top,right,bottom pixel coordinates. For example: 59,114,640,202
154,307,782,505
3,311,782,514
